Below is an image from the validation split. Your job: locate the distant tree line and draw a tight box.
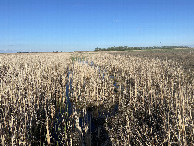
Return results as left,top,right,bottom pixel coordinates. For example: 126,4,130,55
53,51,63,53
94,46,190,51
17,52,33,53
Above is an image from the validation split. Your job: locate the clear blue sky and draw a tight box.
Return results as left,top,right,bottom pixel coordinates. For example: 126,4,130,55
0,0,194,52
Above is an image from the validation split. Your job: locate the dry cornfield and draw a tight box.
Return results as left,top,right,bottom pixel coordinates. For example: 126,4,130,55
0,51,193,145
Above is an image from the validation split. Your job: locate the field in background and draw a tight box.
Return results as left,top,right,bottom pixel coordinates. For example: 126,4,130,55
0,49,193,145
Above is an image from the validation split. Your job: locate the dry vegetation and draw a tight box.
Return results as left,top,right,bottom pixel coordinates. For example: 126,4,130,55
0,50,193,145
0,53,72,145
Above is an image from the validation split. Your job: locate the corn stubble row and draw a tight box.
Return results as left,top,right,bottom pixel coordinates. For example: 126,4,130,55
0,53,72,145
71,52,193,145
0,52,193,145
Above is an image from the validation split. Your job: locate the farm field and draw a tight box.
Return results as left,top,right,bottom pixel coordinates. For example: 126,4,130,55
0,50,193,145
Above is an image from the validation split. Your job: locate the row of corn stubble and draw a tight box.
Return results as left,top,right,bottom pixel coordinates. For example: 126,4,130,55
0,52,193,145
71,52,193,145
0,53,73,145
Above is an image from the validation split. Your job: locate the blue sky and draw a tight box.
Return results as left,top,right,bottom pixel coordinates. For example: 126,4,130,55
0,0,194,52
